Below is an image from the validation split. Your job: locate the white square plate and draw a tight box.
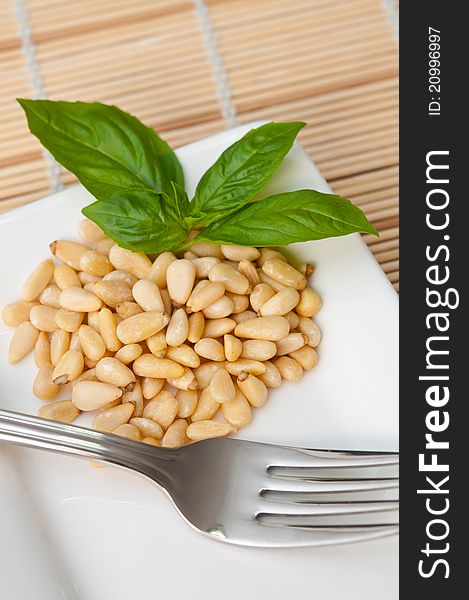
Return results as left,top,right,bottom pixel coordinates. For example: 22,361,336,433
0,123,398,600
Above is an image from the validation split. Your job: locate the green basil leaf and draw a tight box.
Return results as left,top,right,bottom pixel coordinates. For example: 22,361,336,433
189,121,305,227
82,188,188,253
195,189,378,246
167,181,190,223
17,99,184,199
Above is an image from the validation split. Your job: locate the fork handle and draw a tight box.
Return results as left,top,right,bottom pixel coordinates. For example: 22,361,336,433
0,408,176,489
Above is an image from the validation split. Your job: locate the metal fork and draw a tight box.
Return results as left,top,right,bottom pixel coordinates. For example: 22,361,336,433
0,408,398,547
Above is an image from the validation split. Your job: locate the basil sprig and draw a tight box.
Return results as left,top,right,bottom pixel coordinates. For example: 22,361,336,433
19,99,378,252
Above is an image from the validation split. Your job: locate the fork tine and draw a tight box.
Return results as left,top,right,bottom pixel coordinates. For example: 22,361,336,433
256,509,398,528
268,465,399,480
267,446,399,469
263,476,399,493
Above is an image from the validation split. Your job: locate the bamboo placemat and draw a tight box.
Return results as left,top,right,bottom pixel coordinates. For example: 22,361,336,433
0,0,399,290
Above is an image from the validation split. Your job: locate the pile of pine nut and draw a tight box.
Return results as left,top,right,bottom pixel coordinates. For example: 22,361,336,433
2,219,321,447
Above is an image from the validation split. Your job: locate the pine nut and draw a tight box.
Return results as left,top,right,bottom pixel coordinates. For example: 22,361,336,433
298,317,322,347
38,400,80,424
33,363,60,399
133,354,184,378
60,286,102,312
103,270,138,287
79,250,113,277
296,287,322,317
142,437,160,446
166,308,189,347
187,312,205,343
9,321,39,363
146,331,167,357
222,389,252,428
237,259,260,286
33,332,50,369
226,359,266,376
191,387,220,421
259,288,300,317
186,421,233,441
94,280,133,308
203,317,236,338
97,308,121,352
108,245,152,279
95,238,116,255
202,295,234,319
166,344,200,368
78,272,101,285
141,377,164,400
50,240,91,270
122,381,143,416
2,301,37,327
257,247,287,267
258,360,282,388
93,402,134,432
184,251,198,260
189,241,224,259
75,368,97,383
225,293,249,315
78,219,105,243
22,259,54,301
208,263,250,294
113,424,141,441
39,285,62,308
262,258,306,290
129,417,163,440
116,311,168,344
166,259,196,306
132,279,165,312
116,301,142,319
160,288,173,314
187,281,225,313
54,264,82,290
194,338,225,362
275,333,307,356
176,389,198,418
143,390,178,428
147,251,176,288
114,344,143,365
55,309,84,332
161,419,187,448
289,345,318,370
231,310,258,324
194,362,224,388
192,257,220,279
30,305,58,332
250,283,275,313
285,311,300,329
209,368,236,403
53,350,84,384
78,324,107,361
82,282,97,293
224,334,242,362
221,245,260,261
234,316,290,341
96,357,136,387
237,373,268,407
162,419,188,447
69,331,82,352
298,263,314,278
84,356,99,369
49,329,71,366
258,269,287,292
241,340,277,361
72,381,122,411
167,367,197,390
274,356,304,381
